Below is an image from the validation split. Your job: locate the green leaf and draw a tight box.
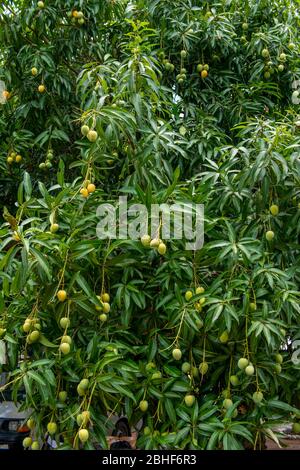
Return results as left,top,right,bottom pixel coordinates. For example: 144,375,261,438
164,398,177,424
29,247,52,280
75,272,101,305
27,371,46,386
38,335,57,348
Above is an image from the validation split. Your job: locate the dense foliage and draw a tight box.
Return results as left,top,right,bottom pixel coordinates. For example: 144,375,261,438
0,0,300,450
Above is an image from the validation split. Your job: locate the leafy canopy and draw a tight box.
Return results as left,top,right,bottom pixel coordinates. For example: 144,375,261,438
0,0,300,450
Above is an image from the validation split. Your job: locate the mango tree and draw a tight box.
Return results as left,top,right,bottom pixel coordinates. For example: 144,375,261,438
0,0,300,450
